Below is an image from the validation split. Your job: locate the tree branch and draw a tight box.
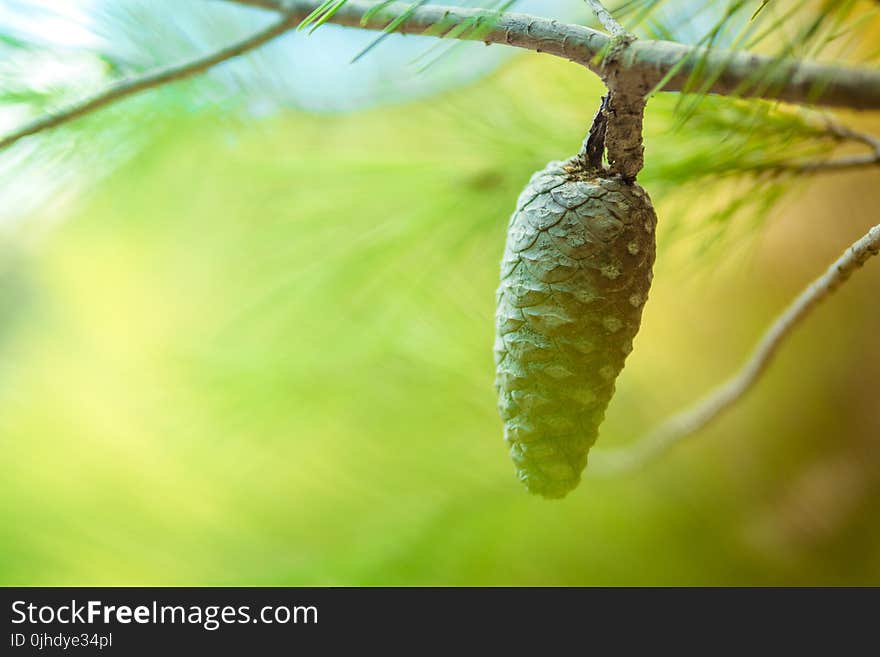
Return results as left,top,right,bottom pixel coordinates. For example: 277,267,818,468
229,0,880,110
584,0,629,39
3,0,880,151
590,222,880,475
0,13,299,153
759,122,880,175
777,151,880,174
826,120,880,153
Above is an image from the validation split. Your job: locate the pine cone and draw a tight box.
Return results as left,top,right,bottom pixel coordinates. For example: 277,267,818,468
495,157,657,498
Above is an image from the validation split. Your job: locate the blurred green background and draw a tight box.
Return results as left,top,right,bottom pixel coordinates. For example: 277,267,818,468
2,32,880,584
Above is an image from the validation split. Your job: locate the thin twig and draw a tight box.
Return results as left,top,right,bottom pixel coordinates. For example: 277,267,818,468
761,122,880,174
589,222,880,475
826,119,880,152
785,152,880,173
228,0,880,110
0,13,298,153
584,0,629,38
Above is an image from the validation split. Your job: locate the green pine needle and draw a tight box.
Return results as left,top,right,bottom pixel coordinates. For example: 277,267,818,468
351,0,430,63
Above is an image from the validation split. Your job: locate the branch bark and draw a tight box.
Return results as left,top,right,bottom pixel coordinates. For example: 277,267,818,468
229,0,880,110
589,222,880,475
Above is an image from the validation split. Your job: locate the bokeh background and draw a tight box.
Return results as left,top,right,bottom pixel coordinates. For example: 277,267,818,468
1,0,879,585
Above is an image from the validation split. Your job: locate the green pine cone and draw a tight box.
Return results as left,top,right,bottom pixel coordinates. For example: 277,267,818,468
495,156,657,498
